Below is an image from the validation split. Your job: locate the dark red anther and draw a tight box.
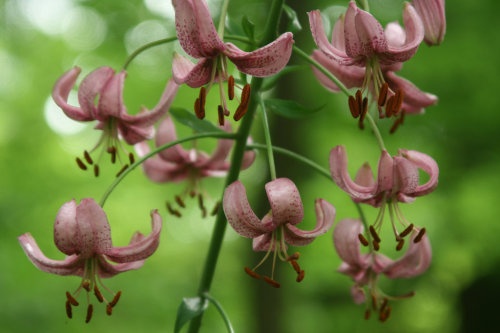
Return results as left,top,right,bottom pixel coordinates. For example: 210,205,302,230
128,152,135,164
217,105,225,126
234,84,251,121
94,285,104,303
379,305,392,322
210,201,220,216
228,76,235,101
396,239,405,251
82,281,91,292
166,202,182,217
389,118,401,134
66,292,79,306
371,294,378,311
109,291,121,307
286,252,300,261
65,300,73,319
115,164,129,177
76,157,87,171
84,150,93,165
175,195,185,208
400,223,414,238
385,96,395,118
194,98,202,119
355,90,363,115
373,240,380,251
393,89,404,115
244,267,261,280
290,260,301,273
361,97,368,118
369,226,381,243
107,146,117,164
93,165,99,177
85,304,93,323
296,270,305,283
378,83,389,106
348,95,359,118
380,298,389,313
198,194,205,212
106,304,113,316
413,227,426,243
364,309,371,320
262,276,281,288
358,233,369,246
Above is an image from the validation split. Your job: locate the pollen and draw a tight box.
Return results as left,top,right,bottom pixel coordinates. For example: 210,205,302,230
348,95,359,118
234,84,251,121
262,276,281,288
85,304,93,323
94,285,104,303
66,291,79,306
65,300,73,319
228,76,235,101
400,224,414,238
76,157,87,171
358,233,369,246
84,150,93,165
369,226,381,243
378,83,389,106
396,239,405,251
93,165,100,177
296,270,305,283
115,164,129,177
414,228,426,243
128,152,135,165
106,304,113,316
244,267,261,280
218,105,225,126
109,291,122,308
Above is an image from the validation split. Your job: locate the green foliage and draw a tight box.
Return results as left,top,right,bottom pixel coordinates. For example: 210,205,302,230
174,297,209,333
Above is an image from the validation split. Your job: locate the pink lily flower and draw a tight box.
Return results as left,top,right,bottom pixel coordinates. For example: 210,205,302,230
18,198,162,322
172,0,294,120
223,178,336,287
330,145,438,247
412,0,446,46
333,218,431,320
135,115,256,217
52,66,178,173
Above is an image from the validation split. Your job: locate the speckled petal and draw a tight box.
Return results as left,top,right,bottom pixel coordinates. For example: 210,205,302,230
78,66,115,118
54,199,79,255
333,218,365,266
266,178,304,226
172,53,214,88
383,233,432,278
96,70,126,120
400,149,439,196
354,5,388,56
310,50,364,92
96,255,145,278
376,150,394,193
135,142,185,183
75,198,112,258
393,156,419,200
252,232,273,252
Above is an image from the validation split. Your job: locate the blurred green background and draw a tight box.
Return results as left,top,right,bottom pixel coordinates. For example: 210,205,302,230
1,0,498,332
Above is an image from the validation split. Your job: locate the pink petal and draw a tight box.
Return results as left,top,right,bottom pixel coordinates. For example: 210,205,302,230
52,67,95,121
18,233,84,276
331,14,346,50
354,162,375,187
173,0,225,58
329,146,376,199
96,70,126,120
354,5,388,56
252,232,273,252
54,199,78,255
394,156,419,198
156,116,189,163
385,71,437,112
343,2,364,60
117,120,155,145
333,218,365,266
412,0,446,46
383,233,432,278
308,10,356,65
105,210,162,263
375,150,394,193
266,178,304,227
172,53,214,88
75,198,112,258
285,199,335,246
400,149,439,196
351,285,366,304
241,146,256,170
78,66,115,118
199,122,233,170
223,180,274,238
96,255,145,278
225,32,294,77
384,22,406,47
135,142,186,183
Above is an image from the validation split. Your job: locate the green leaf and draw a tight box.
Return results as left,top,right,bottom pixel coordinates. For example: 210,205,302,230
282,4,302,33
264,98,323,119
241,16,255,42
174,297,209,333
170,107,223,133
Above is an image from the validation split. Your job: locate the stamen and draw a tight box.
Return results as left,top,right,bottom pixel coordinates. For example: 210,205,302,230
358,233,369,246
109,291,122,307
364,309,371,320
198,194,206,213
210,201,220,216
175,195,185,208
379,305,392,322
389,118,401,134
66,292,79,306
84,150,93,165
373,240,380,251
371,294,378,311
378,83,389,106
82,281,91,292
106,304,113,316
385,96,395,118
94,285,104,303
262,276,281,288
94,165,100,177
290,260,301,273
189,190,196,198
199,86,206,119
115,164,129,177
85,304,93,323
296,270,305,283
194,98,203,119
413,228,426,243
128,152,135,165
228,76,235,101
361,97,368,120
286,252,300,261
166,202,182,217
369,226,381,243
355,90,363,115
393,90,404,115
399,223,414,238
65,300,72,319
396,239,405,251
107,146,117,164
234,84,251,121
217,105,225,126
244,267,261,280
348,95,359,118
358,118,365,130
380,298,388,313
76,157,87,171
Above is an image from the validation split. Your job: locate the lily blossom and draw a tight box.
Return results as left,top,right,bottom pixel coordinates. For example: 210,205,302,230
18,198,162,322
223,178,336,287
333,218,431,320
53,66,178,173
412,0,446,46
172,0,294,120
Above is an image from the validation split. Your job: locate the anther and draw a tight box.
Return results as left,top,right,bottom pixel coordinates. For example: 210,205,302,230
166,202,182,217
371,294,378,311
379,305,392,322
84,150,93,165
234,84,251,121
189,190,196,198
290,260,301,273
393,90,404,115
400,223,414,238
364,309,371,320
128,152,135,165
76,157,87,171
217,105,225,126
116,164,129,177
198,194,205,212
355,90,363,115
65,300,72,319
296,270,305,283
106,304,113,316
385,96,395,118
358,118,365,130
348,95,359,118
109,291,122,308
94,285,104,303
413,227,426,243
361,97,368,120
378,83,389,106
369,226,381,243
93,165,99,177
262,276,281,288
107,146,117,164
82,281,91,292
228,76,235,101
201,207,207,218
286,252,300,261
389,118,401,134
175,195,185,208
85,304,93,323
373,240,380,251
358,233,369,246
66,292,79,306
399,109,406,125
380,297,389,313
244,267,261,280
194,87,206,119
210,201,220,216
194,98,203,119
396,239,405,251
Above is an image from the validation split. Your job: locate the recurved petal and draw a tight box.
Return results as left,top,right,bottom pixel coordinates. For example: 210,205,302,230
52,67,95,121
223,181,273,238
252,232,273,252
265,178,304,226
105,210,162,263
75,198,113,258
18,233,84,276
394,156,419,197
97,255,145,278
354,5,388,55
78,66,115,118
399,149,439,196
383,232,432,278
96,70,126,120
376,150,394,193
156,116,189,163
118,120,155,145
225,32,294,77
135,142,185,183
172,53,213,88
351,285,366,304
200,122,233,170
333,218,365,266
354,162,375,188
54,200,79,255
385,71,437,110
329,146,376,199
285,199,335,246
384,22,406,47
412,0,446,46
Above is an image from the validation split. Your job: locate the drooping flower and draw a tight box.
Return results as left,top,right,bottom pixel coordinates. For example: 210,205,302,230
172,0,294,121
52,66,178,175
333,218,431,321
223,178,336,287
309,2,426,124
135,115,255,218
330,145,438,248
18,198,162,322
412,0,446,46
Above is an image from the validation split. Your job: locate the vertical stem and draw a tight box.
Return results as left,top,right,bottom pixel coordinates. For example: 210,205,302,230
187,1,285,332
217,0,231,38
366,112,386,151
259,95,277,180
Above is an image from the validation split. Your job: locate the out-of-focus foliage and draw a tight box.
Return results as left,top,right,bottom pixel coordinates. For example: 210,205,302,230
1,0,499,332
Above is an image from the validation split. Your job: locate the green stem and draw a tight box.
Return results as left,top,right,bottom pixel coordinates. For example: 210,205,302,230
122,37,178,70
217,0,231,38
292,45,350,96
225,34,254,45
99,132,236,207
187,1,285,332
365,112,386,151
203,293,235,333
258,96,277,180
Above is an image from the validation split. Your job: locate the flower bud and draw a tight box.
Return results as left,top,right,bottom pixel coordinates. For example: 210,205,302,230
412,0,446,46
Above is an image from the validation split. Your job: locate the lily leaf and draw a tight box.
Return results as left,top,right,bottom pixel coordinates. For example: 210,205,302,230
264,98,323,119
170,107,223,133
174,297,209,333
282,4,302,33
241,16,255,42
